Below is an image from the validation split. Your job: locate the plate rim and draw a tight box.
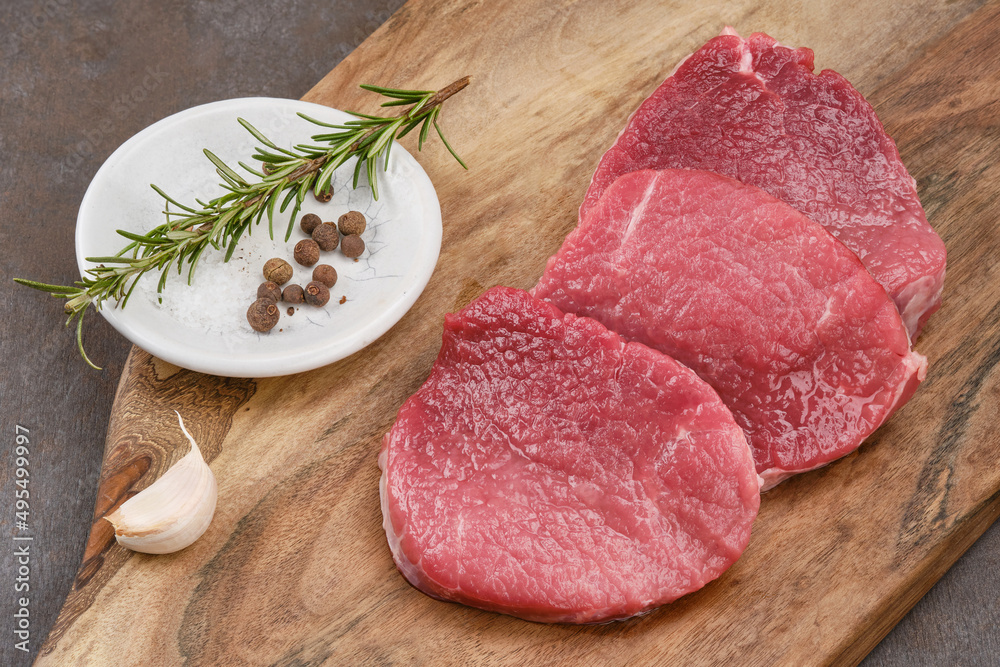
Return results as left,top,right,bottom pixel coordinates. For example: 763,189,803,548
75,96,442,378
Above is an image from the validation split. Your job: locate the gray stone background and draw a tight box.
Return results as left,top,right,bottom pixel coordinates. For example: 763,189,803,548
0,1,996,665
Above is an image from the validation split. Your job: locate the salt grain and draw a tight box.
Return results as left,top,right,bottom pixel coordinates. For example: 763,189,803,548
133,159,413,340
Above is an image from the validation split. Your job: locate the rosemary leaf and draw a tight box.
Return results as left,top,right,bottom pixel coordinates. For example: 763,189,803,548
12,279,80,295
204,149,246,185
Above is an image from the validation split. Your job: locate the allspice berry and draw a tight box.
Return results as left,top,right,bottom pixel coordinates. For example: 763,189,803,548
294,239,320,266
312,222,339,251
341,234,365,258
304,281,331,307
262,258,293,285
282,284,305,304
314,183,333,203
247,298,280,332
338,211,366,236
257,281,281,302
312,264,337,288
300,213,322,235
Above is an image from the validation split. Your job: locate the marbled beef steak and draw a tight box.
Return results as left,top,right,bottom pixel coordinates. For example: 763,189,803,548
534,169,926,489
380,287,760,623
581,29,946,340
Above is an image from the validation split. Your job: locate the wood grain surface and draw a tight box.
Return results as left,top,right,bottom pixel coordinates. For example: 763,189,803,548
33,0,1000,664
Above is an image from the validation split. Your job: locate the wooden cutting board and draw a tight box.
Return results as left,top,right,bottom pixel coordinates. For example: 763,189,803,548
36,0,1000,664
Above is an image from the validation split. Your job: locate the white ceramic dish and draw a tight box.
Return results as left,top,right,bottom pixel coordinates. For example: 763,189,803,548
76,97,442,378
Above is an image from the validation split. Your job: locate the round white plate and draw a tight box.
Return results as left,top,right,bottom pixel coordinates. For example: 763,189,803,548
76,97,441,377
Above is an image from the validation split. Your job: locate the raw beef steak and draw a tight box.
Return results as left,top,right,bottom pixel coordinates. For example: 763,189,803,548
580,29,946,339
380,286,760,623
533,169,926,489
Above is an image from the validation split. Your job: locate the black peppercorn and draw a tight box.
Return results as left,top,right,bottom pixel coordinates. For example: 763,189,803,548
311,222,339,252
312,264,338,288
262,258,293,285
304,281,330,306
338,211,366,236
294,239,320,266
314,183,333,203
300,213,322,235
282,284,305,304
247,298,280,332
257,281,281,302
341,234,365,258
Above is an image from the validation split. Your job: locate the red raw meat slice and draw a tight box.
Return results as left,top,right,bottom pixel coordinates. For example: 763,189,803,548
581,28,946,339
533,169,926,489
380,286,760,623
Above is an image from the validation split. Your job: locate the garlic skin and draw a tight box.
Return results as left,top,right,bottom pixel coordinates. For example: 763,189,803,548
105,412,217,554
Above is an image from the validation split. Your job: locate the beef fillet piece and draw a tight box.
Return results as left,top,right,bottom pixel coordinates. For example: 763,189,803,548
534,169,926,489
581,28,946,340
380,286,760,623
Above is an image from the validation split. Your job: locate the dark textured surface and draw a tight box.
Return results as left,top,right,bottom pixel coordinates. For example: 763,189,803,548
0,1,995,665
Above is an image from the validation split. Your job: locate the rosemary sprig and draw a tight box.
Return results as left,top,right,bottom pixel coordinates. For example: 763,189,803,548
14,77,470,369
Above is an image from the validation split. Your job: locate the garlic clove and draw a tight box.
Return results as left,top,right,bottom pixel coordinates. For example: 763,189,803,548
105,411,218,554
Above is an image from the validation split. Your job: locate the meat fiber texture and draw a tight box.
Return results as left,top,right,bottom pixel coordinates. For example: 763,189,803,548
533,169,927,489
580,28,946,340
380,287,760,623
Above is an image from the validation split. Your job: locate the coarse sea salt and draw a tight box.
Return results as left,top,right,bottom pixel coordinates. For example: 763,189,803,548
134,157,417,348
